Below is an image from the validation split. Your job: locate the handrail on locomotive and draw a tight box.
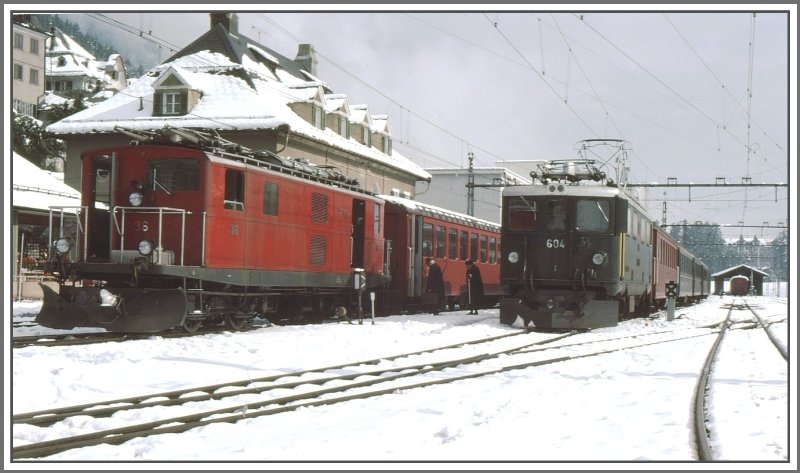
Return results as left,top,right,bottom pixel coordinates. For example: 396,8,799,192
112,206,191,266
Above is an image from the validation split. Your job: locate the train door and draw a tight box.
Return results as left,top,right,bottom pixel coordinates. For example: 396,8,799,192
351,199,366,268
87,153,114,261
411,214,425,297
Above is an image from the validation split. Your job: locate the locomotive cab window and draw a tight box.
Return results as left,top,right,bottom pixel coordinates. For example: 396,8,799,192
546,200,566,231
507,197,538,230
576,199,611,233
224,170,244,211
148,159,199,192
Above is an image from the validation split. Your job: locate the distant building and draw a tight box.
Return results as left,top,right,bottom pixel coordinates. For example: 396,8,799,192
46,13,430,197
11,14,50,117
710,264,768,296
414,166,530,224
43,25,128,101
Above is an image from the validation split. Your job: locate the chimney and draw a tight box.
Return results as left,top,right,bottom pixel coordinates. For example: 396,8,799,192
210,13,238,36
295,44,318,77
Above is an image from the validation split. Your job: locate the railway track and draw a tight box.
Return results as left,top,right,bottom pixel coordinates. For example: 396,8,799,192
692,297,788,461
11,320,273,349
13,324,722,460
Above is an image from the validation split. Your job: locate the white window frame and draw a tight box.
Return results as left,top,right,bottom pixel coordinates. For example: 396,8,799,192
162,92,182,115
14,32,23,50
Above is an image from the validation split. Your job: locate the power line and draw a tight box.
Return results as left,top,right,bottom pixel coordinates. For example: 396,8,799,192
254,13,510,169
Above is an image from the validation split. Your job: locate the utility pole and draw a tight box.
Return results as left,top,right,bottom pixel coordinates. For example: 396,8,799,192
467,151,475,216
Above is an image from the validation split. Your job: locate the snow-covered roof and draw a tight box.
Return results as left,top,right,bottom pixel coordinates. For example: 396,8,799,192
349,104,372,126
46,35,430,181
12,153,81,212
44,26,125,93
380,194,500,229
371,115,390,134
710,264,770,278
39,91,71,109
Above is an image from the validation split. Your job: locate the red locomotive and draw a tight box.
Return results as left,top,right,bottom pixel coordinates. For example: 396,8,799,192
380,195,503,313
729,275,750,296
37,128,506,333
38,128,389,332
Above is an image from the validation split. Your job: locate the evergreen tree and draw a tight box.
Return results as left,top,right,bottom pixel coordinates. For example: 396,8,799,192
12,110,66,170
669,220,736,275
768,229,788,281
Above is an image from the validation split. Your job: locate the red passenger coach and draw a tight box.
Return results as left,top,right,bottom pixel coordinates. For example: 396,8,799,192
380,195,503,313
38,129,389,333
651,225,680,308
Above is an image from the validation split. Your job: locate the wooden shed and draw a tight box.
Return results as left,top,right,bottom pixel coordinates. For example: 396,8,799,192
710,264,768,296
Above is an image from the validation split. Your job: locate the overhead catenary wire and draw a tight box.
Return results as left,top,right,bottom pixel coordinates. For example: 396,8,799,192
255,13,510,169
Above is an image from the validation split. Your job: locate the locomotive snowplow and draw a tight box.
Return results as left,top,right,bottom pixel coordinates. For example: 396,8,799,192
37,284,188,333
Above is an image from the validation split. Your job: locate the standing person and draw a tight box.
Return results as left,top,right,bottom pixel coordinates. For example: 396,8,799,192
465,259,484,314
425,257,444,315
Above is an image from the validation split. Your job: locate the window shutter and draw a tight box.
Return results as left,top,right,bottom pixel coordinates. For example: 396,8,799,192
153,93,163,116
180,91,188,115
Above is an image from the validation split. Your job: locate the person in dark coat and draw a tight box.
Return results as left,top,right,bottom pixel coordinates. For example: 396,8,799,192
465,259,484,314
425,257,445,315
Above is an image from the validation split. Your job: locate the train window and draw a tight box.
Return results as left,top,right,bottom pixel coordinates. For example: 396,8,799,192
480,235,488,263
506,197,538,230
470,233,479,262
310,193,328,223
460,231,468,260
489,237,497,264
373,203,381,234
422,223,433,258
576,200,611,233
148,159,198,191
448,228,458,259
546,200,566,231
224,170,244,211
435,225,446,258
262,182,278,216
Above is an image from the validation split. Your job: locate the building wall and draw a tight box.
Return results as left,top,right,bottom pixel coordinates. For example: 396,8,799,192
12,22,48,116
414,170,510,224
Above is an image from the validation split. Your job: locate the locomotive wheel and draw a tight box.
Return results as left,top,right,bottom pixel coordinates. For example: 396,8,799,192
224,313,248,330
182,318,203,333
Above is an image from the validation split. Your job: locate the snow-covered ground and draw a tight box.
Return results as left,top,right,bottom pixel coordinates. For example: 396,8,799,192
7,296,793,468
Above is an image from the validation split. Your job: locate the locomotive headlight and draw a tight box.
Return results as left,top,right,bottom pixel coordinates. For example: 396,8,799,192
129,191,144,207
507,251,519,263
55,238,71,254
591,252,607,266
138,240,153,256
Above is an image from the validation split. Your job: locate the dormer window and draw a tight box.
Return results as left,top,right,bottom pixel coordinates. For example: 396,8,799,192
338,116,349,137
381,136,392,155
311,104,324,129
152,69,199,117
361,126,371,146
